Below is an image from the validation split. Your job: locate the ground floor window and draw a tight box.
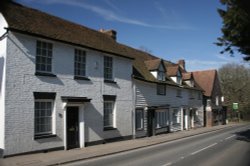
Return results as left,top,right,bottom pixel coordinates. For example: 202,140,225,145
156,109,169,128
136,109,144,130
35,100,54,136
172,109,181,124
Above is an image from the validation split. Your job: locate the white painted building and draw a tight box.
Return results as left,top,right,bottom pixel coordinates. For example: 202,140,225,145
0,3,134,157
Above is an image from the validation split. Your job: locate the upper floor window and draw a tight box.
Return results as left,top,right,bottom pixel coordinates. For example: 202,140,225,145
104,56,113,81
176,71,182,85
74,49,86,77
198,92,202,100
189,91,194,99
36,41,53,73
176,89,182,97
157,84,166,95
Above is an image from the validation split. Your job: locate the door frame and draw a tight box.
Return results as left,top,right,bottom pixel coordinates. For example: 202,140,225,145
63,103,85,150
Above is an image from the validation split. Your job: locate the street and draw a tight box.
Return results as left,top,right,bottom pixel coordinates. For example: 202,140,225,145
64,124,250,166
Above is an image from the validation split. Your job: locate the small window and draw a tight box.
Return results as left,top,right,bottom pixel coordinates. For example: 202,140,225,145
189,91,194,99
158,71,165,81
74,49,86,77
35,100,54,136
104,56,113,81
36,41,53,73
198,92,202,100
136,109,144,130
156,109,168,128
176,89,182,97
157,84,166,95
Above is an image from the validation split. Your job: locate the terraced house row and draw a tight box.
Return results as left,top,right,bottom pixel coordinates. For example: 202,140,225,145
0,2,224,157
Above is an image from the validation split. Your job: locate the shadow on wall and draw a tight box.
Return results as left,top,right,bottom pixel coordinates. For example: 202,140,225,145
84,103,122,145
0,57,4,93
235,129,250,142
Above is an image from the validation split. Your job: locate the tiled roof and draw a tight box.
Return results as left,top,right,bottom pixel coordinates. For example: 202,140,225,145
166,65,179,77
182,72,192,81
144,59,161,71
2,2,135,60
192,70,217,97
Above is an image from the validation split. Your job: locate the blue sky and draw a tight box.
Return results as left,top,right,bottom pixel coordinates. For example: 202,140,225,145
16,0,248,71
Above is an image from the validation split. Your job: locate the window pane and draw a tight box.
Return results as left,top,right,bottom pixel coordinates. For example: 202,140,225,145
35,101,53,135
36,41,53,73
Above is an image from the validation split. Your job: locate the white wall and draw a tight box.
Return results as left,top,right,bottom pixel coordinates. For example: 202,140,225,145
0,13,8,155
4,32,133,156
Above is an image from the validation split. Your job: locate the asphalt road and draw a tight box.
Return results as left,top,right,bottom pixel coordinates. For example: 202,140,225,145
65,124,250,166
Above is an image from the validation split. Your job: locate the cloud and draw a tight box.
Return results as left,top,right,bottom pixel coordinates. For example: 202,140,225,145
22,0,194,30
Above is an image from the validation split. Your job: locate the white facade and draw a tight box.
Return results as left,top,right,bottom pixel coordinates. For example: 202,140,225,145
0,30,133,156
0,13,8,156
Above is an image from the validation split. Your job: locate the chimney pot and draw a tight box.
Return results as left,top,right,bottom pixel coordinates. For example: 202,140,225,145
99,29,117,40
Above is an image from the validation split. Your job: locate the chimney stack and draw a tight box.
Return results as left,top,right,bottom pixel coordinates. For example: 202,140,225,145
178,59,185,70
99,29,117,40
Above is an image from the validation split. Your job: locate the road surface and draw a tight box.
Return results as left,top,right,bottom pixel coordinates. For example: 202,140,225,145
64,124,250,166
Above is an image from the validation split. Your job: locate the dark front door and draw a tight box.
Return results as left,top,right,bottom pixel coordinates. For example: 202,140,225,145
67,107,79,149
147,109,155,137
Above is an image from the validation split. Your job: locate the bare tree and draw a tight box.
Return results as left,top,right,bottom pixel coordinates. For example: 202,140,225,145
219,63,250,119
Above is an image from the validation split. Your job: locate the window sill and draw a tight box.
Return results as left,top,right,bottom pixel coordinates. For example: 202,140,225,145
74,76,90,81
104,80,117,84
35,72,57,77
104,127,117,131
34,134,57,140
176,96,182,98
189,98,195,100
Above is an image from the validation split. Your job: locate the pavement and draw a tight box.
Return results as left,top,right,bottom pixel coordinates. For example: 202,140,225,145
0,122,247,166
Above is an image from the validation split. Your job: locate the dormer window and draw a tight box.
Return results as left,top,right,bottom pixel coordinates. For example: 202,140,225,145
176,71,182,85
158,70,165,81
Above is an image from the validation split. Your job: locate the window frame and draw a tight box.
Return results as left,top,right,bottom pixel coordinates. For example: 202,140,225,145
34,99,55,137
103,100,116,130
135,109,144,130
36,40,53,74
104,56,113,81
157,84,166,95
74,49,87,78
172,109,181,125
176,89,182,98
156,109,168,128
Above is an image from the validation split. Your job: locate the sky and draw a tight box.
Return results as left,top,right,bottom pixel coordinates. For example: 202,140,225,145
14,0,249,71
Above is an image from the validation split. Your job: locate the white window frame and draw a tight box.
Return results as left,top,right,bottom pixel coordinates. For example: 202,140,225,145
104,56,113,81
172,109,181,124
36,40,53,73
156,109,168,128
103,100,115,128
136,109,144,130
74,49,86,77
34,99,55,136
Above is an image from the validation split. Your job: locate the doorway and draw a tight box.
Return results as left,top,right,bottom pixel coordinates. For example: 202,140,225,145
66,107,79,149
